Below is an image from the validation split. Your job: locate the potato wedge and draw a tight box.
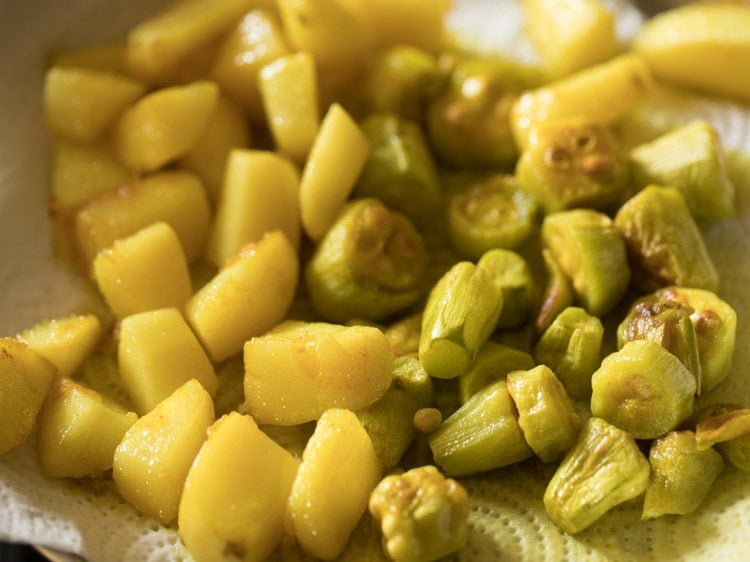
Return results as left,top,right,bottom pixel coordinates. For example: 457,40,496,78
634,3,750,104
243,322,394,425
0,339,57,456
179,412,299,562
37,378,137,478
17,314,102,378
113,379,214,524
286,409,381,559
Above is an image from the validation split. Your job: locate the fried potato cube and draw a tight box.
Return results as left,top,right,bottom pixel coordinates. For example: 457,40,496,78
16,314,102,378
92,222,192,320
74,170,211,266
125,0,257,82
118,308,218,415
0,339,57,456
43,67,145,142
113,379,214,524
259,52,319,163
212,9,290,121
299,103,369,240
180,96,251,203
187,231,299,362
634,3,750,104
51,140,131,212
36,378,137,478
206,150,301,267
287,409,381,559
113,81,219,172
179,412,299,562
522,0,619,78
337,0,451,53
243,321,394,425
511,53,654,149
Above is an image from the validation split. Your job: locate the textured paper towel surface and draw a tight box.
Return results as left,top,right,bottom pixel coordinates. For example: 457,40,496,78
1,1,750,561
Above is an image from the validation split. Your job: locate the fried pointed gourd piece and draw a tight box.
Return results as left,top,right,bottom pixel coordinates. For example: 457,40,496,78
617,293,702,392
642,430,724,520
477,249,536,330
535,249,575,333
591,340,696,440
305,198,427,323
419,261,504,380
458,342,535,404
615,185,719,293
428,380,533,477
361,46,443,122
534,306,603,401
690,405,750,472
355,113,441,225
36,378,137,478
633,3,750,104
358,356,434,471
522,0,619,79
653,286,736,392
544,417,650,534
178,412,299,562
629,119,735,220
243,321,394,425
287,409,382,560
542,209,630,317
383,313,422,357
506,366,580,463
515,121,629,213
448,175,538,261
369,466,469,562
427,57,522,167
0,339,57,457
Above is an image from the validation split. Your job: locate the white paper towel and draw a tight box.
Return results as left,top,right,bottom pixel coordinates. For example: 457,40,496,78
2,1,750,561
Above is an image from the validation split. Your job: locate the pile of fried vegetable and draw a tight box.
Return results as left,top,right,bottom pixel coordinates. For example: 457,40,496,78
2,0,750,560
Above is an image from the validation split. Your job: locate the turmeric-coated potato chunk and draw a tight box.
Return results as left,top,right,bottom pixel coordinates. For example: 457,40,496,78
113,379,214,524
36,378,137,478
187,230,299,362
179,412,300,562
0,339,57,457
287,409,381,560
243,322,394,425
118,308,218,415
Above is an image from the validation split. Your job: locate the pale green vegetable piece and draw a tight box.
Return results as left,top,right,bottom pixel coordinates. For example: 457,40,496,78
428,380,533,476
642,430,724,520
544,417,651,534
458,342,535,404
369,466,469,562
419,262,504,380
476,249,535,330
591,340,697,440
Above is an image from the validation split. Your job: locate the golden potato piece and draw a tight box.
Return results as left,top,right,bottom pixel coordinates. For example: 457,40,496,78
92,222,192,320
118,308,218,415
43,67,145,142
287,409,381,560
523,0,619,78
180,95,251,202
74,170,211,266
259,52,320,163
113,379,214,524
187,230,299,362
206,151,301,267
179,412,300,562
0,338,57,456
126,0,258,82
634,4,750,104
299,103,369,241
113,81,219,172
36,378,137,478
243,321,394,425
